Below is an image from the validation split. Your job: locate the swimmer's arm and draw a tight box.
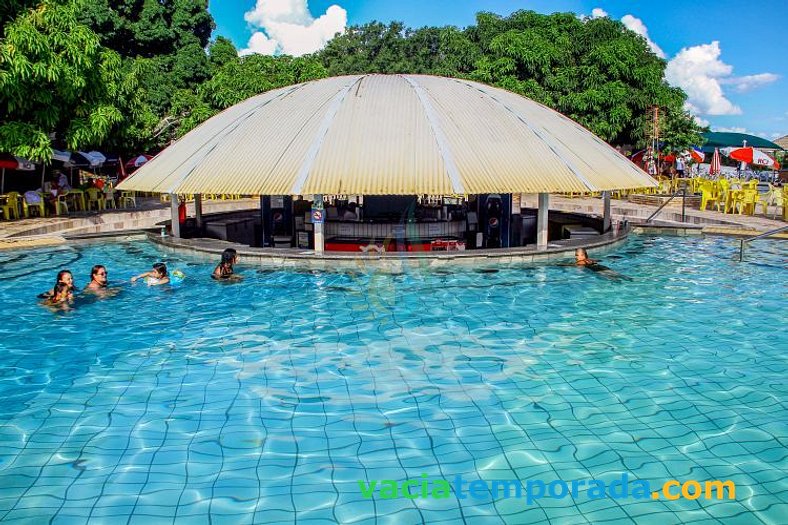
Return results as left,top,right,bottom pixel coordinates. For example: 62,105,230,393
131,271,154,282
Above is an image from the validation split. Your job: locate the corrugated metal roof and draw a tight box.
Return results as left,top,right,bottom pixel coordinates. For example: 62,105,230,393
118,74,657,195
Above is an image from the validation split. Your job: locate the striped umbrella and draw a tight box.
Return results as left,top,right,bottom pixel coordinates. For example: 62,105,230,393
709,148,721,176
721,146,780,169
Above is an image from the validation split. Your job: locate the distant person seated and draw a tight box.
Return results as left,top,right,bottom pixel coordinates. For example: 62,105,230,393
39,270,75,299
93,178,105,190
132,262,170,286
213,248,240,280
340,202,359,220
56,172,71,191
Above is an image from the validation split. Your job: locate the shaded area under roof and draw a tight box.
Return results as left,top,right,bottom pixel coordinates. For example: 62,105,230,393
701,132,784,152
118,74,657,196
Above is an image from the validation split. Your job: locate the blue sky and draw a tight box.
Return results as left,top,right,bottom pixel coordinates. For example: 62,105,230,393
209,1,787,141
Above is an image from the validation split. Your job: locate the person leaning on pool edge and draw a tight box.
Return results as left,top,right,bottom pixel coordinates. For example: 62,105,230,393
213,248,241,280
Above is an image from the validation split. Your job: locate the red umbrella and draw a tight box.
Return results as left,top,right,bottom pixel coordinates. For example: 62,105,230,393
721,147,780,169
0,153,35,193
125,154,153,169
709,148,721,176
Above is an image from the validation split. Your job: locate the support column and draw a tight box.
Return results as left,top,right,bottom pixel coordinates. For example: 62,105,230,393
602,191,611,233
313,194,324,253
537,193,549,250
170,193,180,238
194,194,203,228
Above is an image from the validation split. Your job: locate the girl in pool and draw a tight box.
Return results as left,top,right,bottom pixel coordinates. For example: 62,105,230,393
42,281,74,308
131,262,170,286
212,248,241,280
38,270,75,299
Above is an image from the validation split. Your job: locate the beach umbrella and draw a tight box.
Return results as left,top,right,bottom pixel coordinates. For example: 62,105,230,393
125,154,153,169
690,147,705,163
709,148,721,176
721,147,780,169
0,154,35,193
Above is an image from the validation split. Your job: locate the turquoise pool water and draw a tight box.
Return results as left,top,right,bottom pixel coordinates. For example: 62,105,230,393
0,236,785,524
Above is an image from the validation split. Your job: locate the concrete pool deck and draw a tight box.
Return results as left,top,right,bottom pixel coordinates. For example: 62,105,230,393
1,195,785,253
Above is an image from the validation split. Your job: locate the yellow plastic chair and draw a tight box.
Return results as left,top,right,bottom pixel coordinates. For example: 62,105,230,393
759,185,784,217
698,181,718,211
104,188,117,209
120,191,137,208
1,192,21,220
23,193,47,217
66,189,86,211
85,188,105,211
733,189,759,215
55,194,69,215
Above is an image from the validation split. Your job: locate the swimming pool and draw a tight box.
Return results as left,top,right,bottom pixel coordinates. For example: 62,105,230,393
0,236,785,524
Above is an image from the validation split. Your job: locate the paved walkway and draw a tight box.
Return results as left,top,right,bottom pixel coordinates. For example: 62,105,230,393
522,195,786,236
0,198,259,250
1,194,785,251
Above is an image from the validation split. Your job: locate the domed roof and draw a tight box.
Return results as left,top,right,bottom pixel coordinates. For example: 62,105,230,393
119,74,656,195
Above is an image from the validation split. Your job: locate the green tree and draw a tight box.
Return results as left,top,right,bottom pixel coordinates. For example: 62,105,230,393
317,11,703,148
0,0,126,161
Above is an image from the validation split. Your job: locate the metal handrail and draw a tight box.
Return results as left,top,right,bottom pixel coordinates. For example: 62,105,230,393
739,224,788,261
646,188,687,223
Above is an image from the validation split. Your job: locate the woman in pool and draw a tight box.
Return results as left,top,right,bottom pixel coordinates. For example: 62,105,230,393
131,262,170,286
212,248,240,280
39,270,75,299
574,248,631,281
574,248,597,266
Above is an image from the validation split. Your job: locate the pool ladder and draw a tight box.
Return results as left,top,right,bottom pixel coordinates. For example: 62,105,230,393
738,224,788,261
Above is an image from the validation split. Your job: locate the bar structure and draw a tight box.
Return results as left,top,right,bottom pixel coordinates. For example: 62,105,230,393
118,75,657,252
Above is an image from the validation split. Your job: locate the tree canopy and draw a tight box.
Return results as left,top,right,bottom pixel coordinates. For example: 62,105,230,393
0,0,126,161
1,4,702,161
317,11,703,148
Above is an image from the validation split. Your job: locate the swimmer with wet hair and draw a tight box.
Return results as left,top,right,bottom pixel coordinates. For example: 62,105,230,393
132,262,170,286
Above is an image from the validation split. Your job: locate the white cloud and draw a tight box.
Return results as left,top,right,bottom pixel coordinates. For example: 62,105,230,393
665,41,742,116
713,126,748,133
693,115,710,127
591,8,608,19
241,32,279,56
621,14,665,58
241,0,347,57
720,73,780,93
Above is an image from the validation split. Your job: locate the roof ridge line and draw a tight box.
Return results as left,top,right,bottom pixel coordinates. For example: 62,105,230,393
290,75,365,195
450,78,597,192
163,83,307,194
400,74,466,195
